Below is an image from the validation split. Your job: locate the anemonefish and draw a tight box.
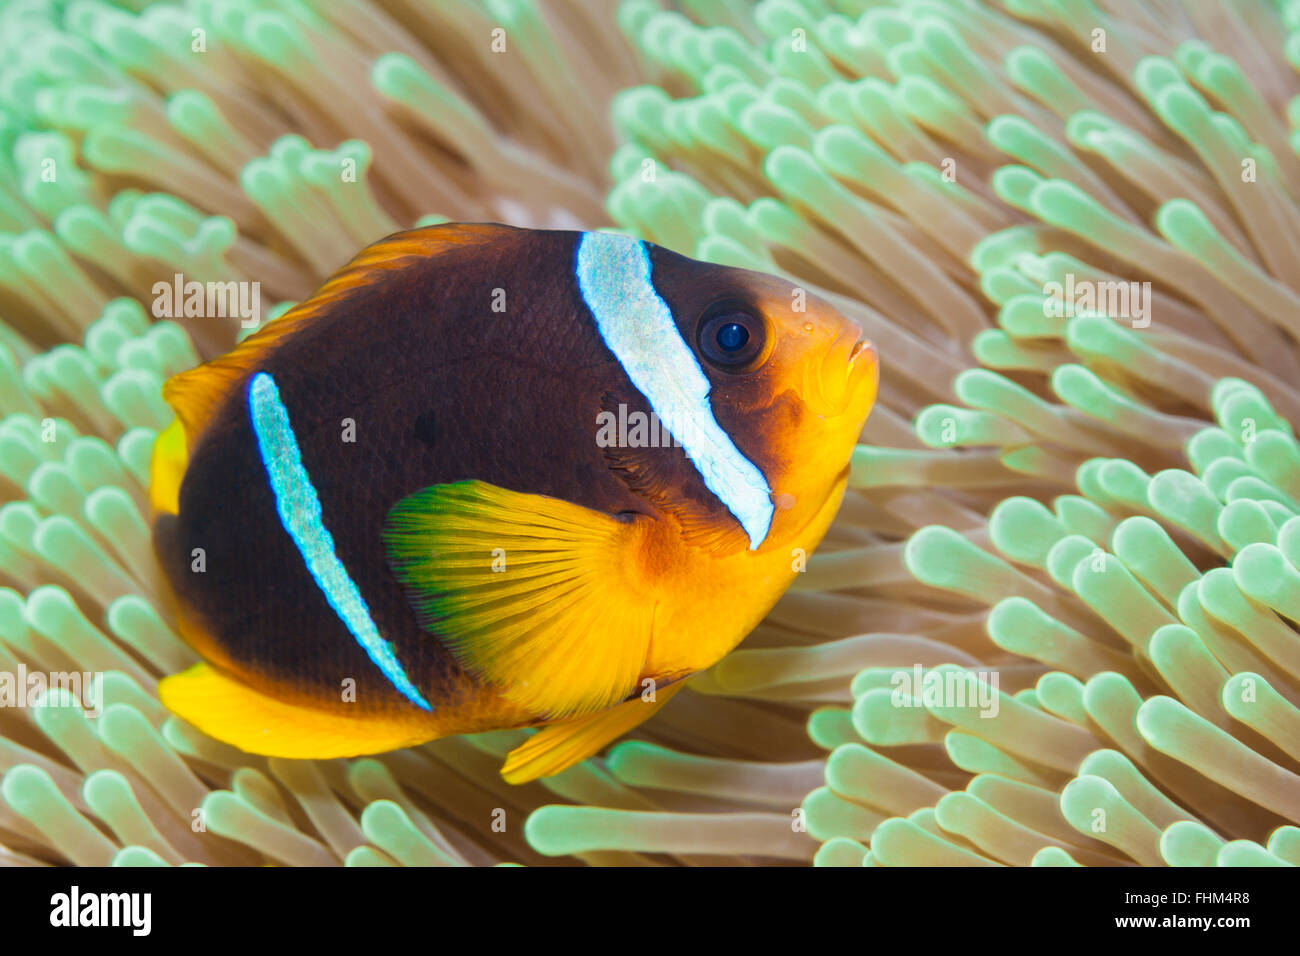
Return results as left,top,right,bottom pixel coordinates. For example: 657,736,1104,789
150,223,877,783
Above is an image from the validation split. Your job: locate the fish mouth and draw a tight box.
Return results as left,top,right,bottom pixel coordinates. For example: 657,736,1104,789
813,325,877,417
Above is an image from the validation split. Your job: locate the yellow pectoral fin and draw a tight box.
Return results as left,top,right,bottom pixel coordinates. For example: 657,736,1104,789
383,480,658,722
160,663,433,759
500,681,687,784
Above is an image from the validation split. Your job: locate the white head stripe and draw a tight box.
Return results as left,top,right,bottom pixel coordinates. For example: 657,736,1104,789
575,231,773,549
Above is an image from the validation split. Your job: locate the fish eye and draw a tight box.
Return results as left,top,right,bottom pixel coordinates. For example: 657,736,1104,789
717,322,748,351
698,305,768,372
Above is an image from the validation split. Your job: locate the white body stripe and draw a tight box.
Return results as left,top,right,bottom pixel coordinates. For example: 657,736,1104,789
575,231,773,549
248,372,432,711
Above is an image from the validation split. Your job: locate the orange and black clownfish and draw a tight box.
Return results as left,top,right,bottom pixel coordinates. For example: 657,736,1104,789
149,223,877,783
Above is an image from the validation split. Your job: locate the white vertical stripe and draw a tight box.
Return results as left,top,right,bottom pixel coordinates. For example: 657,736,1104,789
575,232,773,549
248,372,432,710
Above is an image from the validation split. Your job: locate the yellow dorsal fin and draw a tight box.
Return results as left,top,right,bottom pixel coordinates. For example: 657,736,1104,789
160,663,433,758
382,479,659,722
162,222,510,449
501,681,687,783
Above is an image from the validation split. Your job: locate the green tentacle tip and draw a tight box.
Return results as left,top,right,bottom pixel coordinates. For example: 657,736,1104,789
990,165,1045,211
1059,774,1151,840
1160,819,1224,866
2,763,116,865
1279,516,1300,565
742,102,815,152
1219,671,1290,730
1154,197,1221,255
1213,379,1291,438
987,114,1059,169
1055,495,1114,545
1035,671,1087,724
903,525,1017,600
102,368,172,431
1146,469,1225,550
1096,458,1152,510
16,131,94,216
359,799,457,867
1232,542,1300,613
894,75,969,127
987,597,1072,660
943,731,1032,780
112,846,171,867
807,706,857,750
1201,455,1263,502
763,144,841,206
241,11,311,65
914,404,1030,448
1073,458,1109,502
852,688,945,745
1044,534,1096,591
804,786,882,843
1029,178,1112,232
1110,515,1199,599
523,805,611,857
345,846,397,867
1246,430,1300,496
1217,841,1291,866
1268,826,1300,866
1135,694,1225,761
117,428,158,486
1218,499,1279,553
1051,364,1141,427
988,496,1065,565
870,816,995,866
953,368,1049,417
813,836,869,867
970,226,1041,272
971,329,1056,372
1224,477,1297,514
1148,622,1221,685
1065,314,1149,365
978,267,1039,306
1031,846,1081,866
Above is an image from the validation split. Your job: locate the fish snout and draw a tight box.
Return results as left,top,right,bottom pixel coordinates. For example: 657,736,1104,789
814,323,877,417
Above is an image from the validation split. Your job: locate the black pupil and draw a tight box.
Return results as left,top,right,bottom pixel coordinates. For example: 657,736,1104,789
716,321,749,352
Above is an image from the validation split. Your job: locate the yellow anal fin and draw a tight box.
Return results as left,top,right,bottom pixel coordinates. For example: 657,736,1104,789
500,681,687,784
148,418,188,515
383,479,658,722
160,663,433,759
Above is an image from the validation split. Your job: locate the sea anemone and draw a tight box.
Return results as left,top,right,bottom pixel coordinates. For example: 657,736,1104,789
2,0,1299,867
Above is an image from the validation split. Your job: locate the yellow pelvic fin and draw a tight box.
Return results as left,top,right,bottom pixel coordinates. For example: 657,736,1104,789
501,681,687,784
148,418,188,514
383,479,658,722
159,663,433,759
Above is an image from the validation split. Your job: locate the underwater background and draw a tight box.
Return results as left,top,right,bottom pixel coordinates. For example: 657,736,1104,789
2,0,1300,867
